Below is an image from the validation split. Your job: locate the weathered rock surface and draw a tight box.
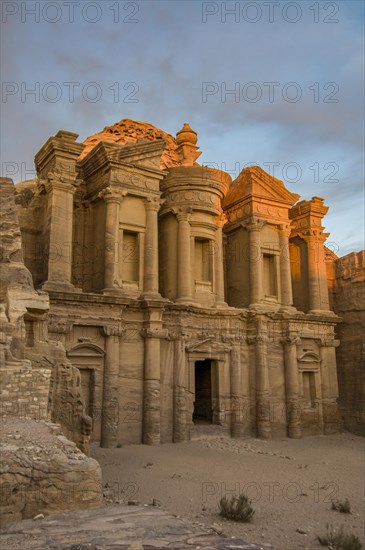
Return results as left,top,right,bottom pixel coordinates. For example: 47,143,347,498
0,503,274,549
0,178,102,525
81,118,181,169
0,418,102,526
331,251,365,435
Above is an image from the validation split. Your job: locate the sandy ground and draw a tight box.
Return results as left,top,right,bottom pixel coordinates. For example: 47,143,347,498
92,432,364,550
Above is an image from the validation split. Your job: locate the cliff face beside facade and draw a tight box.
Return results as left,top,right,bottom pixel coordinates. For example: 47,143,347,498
330,251,365,435
0,177,102,525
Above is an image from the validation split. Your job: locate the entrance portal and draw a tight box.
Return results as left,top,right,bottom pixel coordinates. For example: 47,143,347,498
193,359,213,423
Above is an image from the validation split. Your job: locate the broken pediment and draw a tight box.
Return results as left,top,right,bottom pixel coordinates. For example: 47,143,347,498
223,166,300,211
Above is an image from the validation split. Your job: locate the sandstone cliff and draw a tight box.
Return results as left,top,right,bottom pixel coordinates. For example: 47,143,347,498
331,251,365,435
0,178,102,525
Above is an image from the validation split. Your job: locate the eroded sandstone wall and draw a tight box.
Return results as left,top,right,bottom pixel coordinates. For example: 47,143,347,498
331,251,365,435
0,177,102,525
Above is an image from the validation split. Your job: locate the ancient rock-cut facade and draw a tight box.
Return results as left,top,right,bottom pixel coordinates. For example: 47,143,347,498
12,120,345,446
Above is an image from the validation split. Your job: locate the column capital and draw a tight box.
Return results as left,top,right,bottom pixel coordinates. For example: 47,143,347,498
215,212,228,229
102,324,125,337
48,319,73,334
278,223,292,238
145,196,164,212
44,172,78,194
281,334,301,346
142,327,169,339
320,337,340,347
243,217,266,232
173,206,193,223
296,229,327,243
247,334,270,345
222,333,241,343
98,186,126,204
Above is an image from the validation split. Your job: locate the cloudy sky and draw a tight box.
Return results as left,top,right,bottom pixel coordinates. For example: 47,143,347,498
1,0,364,255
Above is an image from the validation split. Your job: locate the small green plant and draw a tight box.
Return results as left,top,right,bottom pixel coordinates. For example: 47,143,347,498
218,493,255,522
331,498,352,514
317,523,363,550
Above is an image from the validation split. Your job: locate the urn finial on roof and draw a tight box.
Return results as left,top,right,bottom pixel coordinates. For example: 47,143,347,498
175,122,201,166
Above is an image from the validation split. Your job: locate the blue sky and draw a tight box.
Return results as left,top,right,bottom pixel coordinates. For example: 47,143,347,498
1,0,364,255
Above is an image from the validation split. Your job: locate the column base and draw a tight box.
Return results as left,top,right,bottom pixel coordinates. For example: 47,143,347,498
249,302,279,314
102,287,129,296
215,300,230,308
287,424,302,438
231,422,248,438
175,297,196,306
257,422,271,439
140,291,162,300
278,305,298,314
42,281,80,293
308,309,336,316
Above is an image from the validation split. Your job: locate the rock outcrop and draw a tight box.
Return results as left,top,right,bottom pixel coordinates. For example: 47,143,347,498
330,251,365,435
0,177,102,525
0,418,102,526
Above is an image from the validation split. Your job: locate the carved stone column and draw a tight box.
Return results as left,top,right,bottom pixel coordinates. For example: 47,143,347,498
99,187,124,293
142,328,167,444
278,224,294,309
282,334,301,438
42,178,77,291
143,198,162,297
229,341,245,437
173,333,189,442
101,324,122,447
305,232,330,312
250,321,271,438
246,220,264,306
175,208,194,303
215,215,227,307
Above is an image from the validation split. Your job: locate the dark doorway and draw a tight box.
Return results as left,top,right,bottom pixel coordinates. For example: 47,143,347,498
193,359,213,423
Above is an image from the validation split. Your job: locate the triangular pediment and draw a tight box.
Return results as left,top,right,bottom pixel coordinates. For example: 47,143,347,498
223,166,300,210
79,139,166,179
186,338,213,352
